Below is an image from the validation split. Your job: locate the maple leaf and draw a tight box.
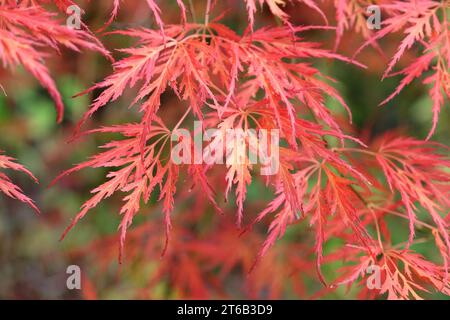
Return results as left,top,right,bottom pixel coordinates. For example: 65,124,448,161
52,116,227,260
76,24,227,133
0,2,110,122
234,25,364,144
68,17,365,259
102,0,186,32
355,0,450,138
251,158,301,258
333,0,383,51
334,246,450,299
373,136,449,248
0,151,39,213
244,0,327,29
51,120,179,260
337,133,450,280
77,23,360,146
236,99,371,279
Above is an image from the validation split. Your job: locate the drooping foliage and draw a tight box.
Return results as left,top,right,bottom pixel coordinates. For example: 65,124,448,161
0,0,449,299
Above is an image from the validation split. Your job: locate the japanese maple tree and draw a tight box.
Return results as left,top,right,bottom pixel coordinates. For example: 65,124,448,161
0,0,449,300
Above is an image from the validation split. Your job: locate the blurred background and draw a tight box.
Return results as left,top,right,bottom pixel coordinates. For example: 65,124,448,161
0,0,448,299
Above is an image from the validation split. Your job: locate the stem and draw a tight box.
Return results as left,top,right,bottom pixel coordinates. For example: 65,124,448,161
371,205,437,231
333,147,378,157
188,0,197,23
173,106,192,132
391,237,429,250
369,207,385,252
205,0,212,25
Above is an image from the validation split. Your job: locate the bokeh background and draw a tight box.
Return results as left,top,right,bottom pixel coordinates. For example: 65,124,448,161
0,0,448,299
